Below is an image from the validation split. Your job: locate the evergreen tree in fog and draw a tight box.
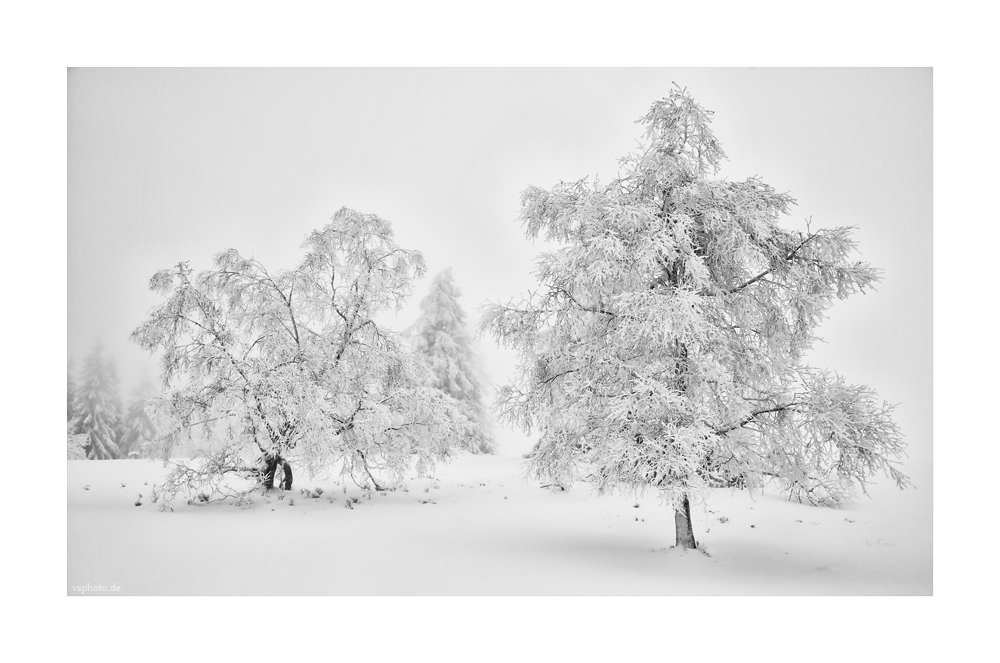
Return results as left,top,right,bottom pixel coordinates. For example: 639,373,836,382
67,358,88,459
67,359,76,422
74,343,124,460
411,269,495,454
121,373,160,458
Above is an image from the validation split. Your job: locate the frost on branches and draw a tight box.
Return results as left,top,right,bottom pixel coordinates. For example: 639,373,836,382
482,87,908,549
410,269,495,454
131,208,473,507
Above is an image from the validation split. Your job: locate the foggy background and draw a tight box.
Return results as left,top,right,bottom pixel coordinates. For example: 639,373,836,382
68,68,931,494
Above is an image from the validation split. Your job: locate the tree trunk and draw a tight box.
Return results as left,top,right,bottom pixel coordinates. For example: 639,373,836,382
260,455,293,490
261,455,279,490
674,493,697,549
660,251,698,550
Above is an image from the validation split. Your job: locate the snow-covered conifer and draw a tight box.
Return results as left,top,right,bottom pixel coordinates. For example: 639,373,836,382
482,87,908,549
132,208,473,503
67,420,88,460
74,343,123,460
410,269,494,454
67,359,77,422
121,374,160,458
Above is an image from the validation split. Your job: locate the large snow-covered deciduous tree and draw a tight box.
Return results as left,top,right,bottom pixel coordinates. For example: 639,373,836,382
131,208,473,505
481,87,908,550
410,269,495,454
74,343,124,460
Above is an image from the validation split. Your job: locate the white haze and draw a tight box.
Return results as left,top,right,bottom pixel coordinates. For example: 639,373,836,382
68,69,931,490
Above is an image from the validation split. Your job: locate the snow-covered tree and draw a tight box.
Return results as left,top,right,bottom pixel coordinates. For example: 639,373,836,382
131,207,473,504
410,269,495,454
67,360,89,460
482,87,908,549
120,374,160,458
67,420,88,460
67,359,77,422
74,343,124,460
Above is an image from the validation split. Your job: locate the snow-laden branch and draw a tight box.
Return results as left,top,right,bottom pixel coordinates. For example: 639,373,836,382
133,208,469,500
485,87,906,536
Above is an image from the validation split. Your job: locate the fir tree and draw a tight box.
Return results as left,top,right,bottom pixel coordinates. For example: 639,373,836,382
74,343,123,460
67,359,77,422
482,87,908,549
67,420,88,460
121,373,160,458
410,269,495,454
67,358,88,459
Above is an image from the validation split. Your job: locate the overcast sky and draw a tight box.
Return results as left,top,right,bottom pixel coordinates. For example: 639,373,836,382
68,68,931,475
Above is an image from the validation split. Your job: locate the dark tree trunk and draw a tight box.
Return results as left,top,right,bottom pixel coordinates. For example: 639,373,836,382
261,455,279,490
260,455,293,490
355,450,383,491
674,493,697,549
658,244,700,551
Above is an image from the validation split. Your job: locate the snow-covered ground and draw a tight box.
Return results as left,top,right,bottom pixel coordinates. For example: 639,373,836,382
68,451,930,595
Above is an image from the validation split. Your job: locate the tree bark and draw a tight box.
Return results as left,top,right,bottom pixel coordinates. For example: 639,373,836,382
674,493,697,549
260,455,294,490
658,242,699,551
260,455,279,490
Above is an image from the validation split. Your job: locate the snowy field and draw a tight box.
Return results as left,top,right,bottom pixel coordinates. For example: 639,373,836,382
68,451,930,596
